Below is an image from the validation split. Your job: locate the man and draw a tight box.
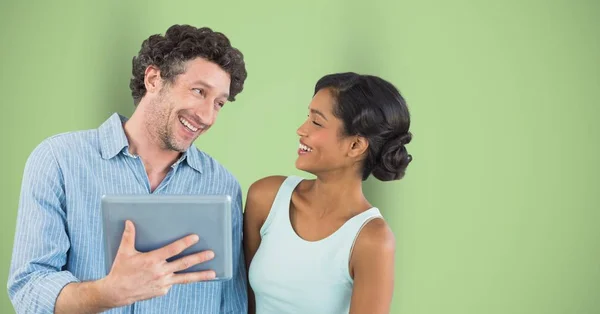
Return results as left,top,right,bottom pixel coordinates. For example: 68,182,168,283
7,24,248,313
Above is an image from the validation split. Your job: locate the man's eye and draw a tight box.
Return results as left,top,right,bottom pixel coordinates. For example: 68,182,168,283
193,88,204,96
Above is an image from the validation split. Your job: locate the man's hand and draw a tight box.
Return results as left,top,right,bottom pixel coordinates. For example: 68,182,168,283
97,220,216,307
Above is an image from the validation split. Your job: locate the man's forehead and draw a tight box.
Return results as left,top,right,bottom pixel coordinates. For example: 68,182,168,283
179,58,230,93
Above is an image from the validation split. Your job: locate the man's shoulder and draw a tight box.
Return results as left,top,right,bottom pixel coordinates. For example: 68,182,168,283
31,129,99,157
191,147,240,187
39,129,99,156
23,129,101,176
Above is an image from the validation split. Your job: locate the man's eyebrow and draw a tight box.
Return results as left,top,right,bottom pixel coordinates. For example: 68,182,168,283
192,79,229,99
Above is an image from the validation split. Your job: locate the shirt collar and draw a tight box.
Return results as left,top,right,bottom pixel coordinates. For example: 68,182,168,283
98,113,203,173
98,113,129,160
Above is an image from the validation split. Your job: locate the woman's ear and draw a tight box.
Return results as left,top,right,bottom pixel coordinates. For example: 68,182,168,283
348,136,369,158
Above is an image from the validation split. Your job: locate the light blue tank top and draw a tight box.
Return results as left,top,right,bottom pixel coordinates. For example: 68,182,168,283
248,176,383,314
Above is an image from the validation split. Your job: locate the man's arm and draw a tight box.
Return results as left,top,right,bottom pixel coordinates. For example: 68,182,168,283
349,218,396,314
8,141,217,314
54,281,113,314
220,184,248,313
7,140,83,314
56,219,216,314
56,219,216,313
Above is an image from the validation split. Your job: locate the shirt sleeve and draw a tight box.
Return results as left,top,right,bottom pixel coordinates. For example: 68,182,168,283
7,140,80,314
220,183,248,313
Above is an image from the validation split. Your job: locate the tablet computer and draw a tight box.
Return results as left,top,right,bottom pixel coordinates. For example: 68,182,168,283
101,194,232,281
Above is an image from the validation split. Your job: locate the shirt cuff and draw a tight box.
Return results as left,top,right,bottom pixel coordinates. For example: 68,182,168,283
35,271,80,313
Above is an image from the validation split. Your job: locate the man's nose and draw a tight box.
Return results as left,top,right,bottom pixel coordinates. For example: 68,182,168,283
194,101,215,126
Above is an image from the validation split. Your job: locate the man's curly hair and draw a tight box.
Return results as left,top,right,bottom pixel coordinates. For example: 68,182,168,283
129,24,247,106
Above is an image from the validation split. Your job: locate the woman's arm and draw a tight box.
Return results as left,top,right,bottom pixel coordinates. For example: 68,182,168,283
243,176,286,314
349,218,396,314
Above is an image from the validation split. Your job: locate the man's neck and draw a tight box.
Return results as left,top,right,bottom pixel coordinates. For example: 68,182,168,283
122,111,181,176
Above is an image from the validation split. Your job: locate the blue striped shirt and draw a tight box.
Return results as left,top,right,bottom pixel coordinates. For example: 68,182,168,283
7,113,247,314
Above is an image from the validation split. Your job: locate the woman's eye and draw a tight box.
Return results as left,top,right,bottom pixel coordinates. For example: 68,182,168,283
312,121,322,127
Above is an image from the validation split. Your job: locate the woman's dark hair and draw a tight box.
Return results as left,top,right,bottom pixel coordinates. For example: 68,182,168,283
315,72,412,181
129,24,247,106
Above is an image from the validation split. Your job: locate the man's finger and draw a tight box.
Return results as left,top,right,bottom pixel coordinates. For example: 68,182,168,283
167,250,214,273
116,220,136,254
170,270,217,285
152,234,199,260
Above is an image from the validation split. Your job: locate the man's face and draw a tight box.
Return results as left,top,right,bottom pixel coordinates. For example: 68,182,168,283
145,57,231,152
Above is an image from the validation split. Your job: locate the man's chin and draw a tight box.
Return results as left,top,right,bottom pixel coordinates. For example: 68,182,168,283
165,141,191,153
175,144,191,152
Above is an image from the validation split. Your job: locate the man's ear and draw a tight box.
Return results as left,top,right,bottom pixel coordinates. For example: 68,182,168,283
144,65,162,94
348,136,369,158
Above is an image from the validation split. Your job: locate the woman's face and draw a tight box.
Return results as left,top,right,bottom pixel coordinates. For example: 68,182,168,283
295,88,357,176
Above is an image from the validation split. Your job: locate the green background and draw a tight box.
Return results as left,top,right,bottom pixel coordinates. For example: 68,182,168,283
1,0,599,313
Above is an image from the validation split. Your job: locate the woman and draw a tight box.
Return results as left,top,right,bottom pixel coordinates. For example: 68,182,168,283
243,72,412,314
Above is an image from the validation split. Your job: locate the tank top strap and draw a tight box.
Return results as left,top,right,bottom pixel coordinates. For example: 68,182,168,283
335,207,384,282
259,175,304,236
